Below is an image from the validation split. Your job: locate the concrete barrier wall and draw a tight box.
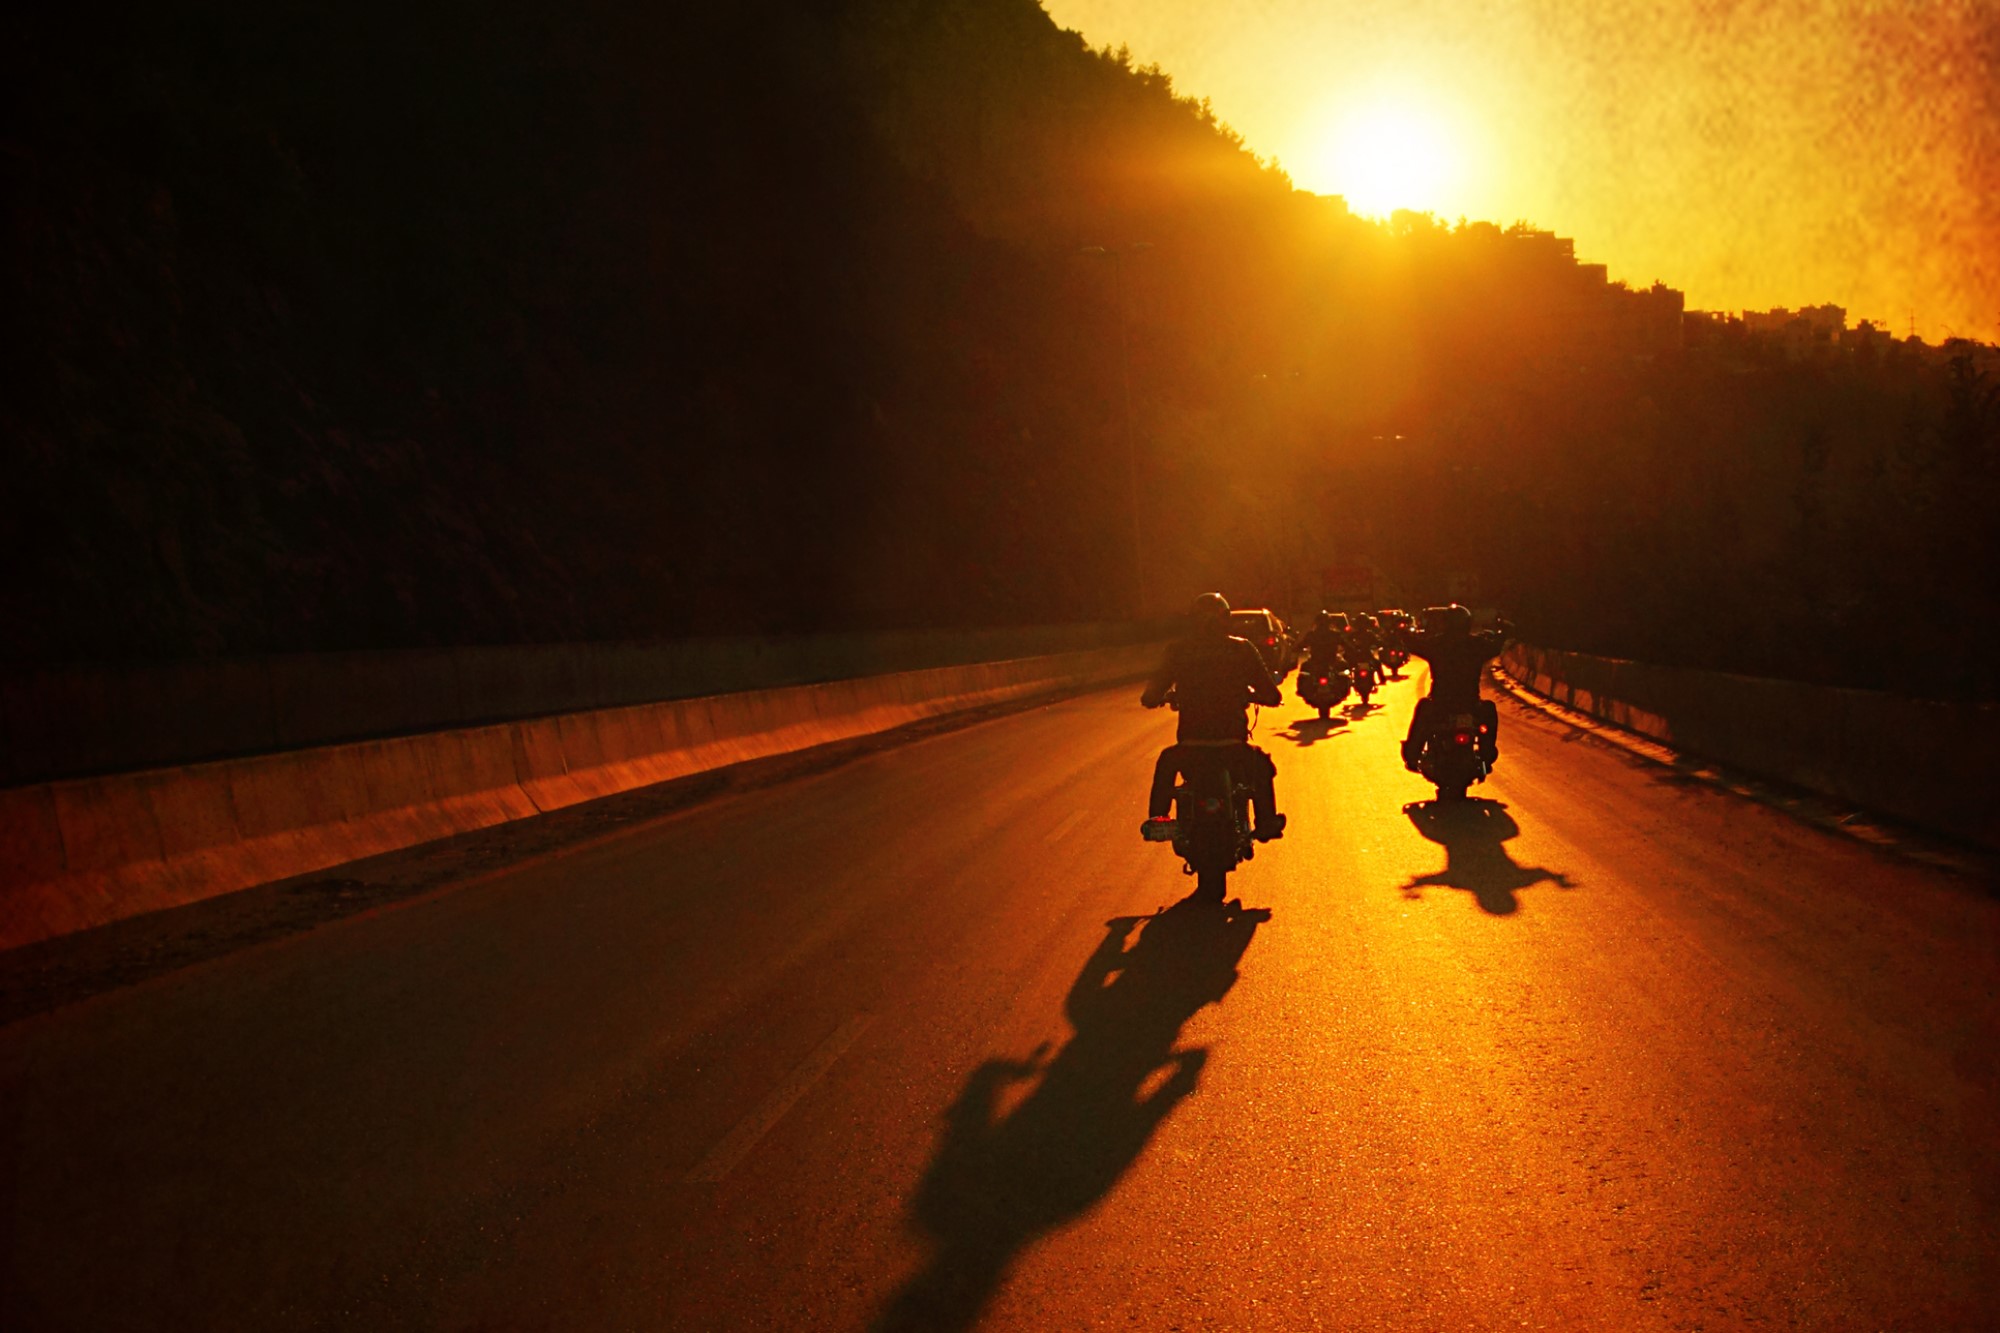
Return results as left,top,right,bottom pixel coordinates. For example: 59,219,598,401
0,622,1162,786
0,643,1160,951
1501,644,2000,851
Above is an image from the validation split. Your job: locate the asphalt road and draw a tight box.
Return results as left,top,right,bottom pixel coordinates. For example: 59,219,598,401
4,666,1997,1331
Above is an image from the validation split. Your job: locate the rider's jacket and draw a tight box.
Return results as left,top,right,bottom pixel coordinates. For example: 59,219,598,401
1296,627,1348,668
1404,628,1508,708
1344,627,1382,661
1142,632,1282,742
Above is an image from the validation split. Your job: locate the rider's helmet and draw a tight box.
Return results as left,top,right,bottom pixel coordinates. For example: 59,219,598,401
1356,613,1380,632
1190,592,1231,628
1434,603,1473,634
1314,610,1333,629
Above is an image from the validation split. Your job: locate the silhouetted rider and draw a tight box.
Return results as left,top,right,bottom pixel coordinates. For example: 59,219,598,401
1296,610,1350,672
1345,613,1385,676
1140,592,1286,841
1399,604,1512,769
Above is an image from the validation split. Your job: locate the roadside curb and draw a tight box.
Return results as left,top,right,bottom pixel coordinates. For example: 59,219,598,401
1,645,1161,952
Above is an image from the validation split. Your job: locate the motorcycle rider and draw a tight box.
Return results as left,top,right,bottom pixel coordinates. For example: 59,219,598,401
1375,610,1411,669
1399,604,1512,770
1140,592,1287,842
1346,613,1386,681
1295,610,1351,675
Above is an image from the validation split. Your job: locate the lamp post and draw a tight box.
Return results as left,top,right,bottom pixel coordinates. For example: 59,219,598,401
1079,242,1151,618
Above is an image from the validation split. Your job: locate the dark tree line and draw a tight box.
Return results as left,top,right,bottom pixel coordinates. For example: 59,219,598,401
2,0,1993,697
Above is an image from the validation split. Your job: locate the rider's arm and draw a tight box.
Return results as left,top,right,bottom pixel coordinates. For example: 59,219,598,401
1238,640,1283,707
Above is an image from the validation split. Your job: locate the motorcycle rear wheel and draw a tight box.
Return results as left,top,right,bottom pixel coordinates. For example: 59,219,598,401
1196,866,1228,902
1435,782,1469,802
1316,704,1330,720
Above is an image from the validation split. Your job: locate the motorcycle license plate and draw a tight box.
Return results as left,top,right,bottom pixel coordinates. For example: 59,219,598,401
1451,713,1477,728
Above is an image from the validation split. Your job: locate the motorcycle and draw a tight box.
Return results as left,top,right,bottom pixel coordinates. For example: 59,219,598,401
1381,645,1409,677
1168,743,1256,902
1415,708,1493,802
1147,689,1259,901
1351,655,1381,706
1295,658,1352,720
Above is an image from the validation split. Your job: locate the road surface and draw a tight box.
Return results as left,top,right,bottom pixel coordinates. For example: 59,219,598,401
4,666,1997,1330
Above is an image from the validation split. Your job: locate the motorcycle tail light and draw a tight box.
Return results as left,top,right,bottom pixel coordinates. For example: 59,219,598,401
1453,731,1473,745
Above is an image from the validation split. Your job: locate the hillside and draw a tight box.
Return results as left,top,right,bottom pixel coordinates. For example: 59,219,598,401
3,0,1995,695
2,0,1239,657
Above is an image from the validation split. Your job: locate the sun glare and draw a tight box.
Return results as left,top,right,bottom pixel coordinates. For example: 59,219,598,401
1318,97,1462,219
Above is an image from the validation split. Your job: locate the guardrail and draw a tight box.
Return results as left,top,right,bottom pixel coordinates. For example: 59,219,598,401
0,641,1161,951
0,622,1165,787
1501,643,1999,853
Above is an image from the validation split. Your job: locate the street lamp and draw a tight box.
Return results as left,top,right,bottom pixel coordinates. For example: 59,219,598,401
1079,242,1152,618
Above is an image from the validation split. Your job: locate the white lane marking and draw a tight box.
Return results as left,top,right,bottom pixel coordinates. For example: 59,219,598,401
1045,809,1089,844
685,1015,874,1184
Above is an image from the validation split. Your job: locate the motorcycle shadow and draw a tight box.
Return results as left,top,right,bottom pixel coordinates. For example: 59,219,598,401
1280,716,1349,745
875,898,1270,1332
1398,798,1575,916
1343,701,1380,718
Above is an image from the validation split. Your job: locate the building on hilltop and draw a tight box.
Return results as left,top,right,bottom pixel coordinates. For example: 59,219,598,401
1502,225,1576,266
1484,225,1684,359
1681,305,1995,367
1624,281,1686,356
1841,319,1894,358
1737,304,1847,359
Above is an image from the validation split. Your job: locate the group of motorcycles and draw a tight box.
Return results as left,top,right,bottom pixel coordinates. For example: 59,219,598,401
1295,637,1409,720
1158,611,1490,903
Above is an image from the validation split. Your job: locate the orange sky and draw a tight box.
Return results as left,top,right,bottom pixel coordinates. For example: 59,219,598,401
1043,0,2000,341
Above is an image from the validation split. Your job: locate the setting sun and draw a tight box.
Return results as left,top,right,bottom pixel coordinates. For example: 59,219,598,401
1043,0,1999,339
1315,97,1462,218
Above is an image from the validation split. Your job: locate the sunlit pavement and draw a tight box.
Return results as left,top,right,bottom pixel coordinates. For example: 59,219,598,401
4,669,1997,1330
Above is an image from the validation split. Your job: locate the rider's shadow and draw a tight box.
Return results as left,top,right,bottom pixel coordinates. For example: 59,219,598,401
1280,717,1349,745
874,899,1270,1332
1399,799,1575,916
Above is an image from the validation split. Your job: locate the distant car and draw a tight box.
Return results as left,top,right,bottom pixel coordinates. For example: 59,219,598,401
1228,608,1292,677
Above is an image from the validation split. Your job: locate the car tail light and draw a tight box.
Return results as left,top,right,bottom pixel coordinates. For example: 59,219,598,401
1266,635,1277,646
